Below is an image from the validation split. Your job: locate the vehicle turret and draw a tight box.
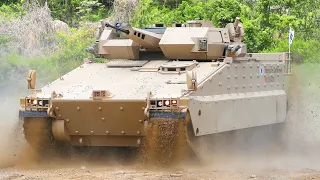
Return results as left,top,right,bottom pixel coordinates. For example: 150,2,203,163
97,18,247,60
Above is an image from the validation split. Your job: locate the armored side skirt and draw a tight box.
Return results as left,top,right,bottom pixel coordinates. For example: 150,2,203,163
188,90,287,136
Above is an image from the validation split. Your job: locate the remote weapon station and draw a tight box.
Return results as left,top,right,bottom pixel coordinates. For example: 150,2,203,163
19,17,290,163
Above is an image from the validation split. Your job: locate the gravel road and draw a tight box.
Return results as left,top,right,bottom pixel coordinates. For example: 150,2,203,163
1,162,320,180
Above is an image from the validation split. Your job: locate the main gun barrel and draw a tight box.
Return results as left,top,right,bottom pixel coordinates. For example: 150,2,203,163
105,22,162,50
105,23,130,35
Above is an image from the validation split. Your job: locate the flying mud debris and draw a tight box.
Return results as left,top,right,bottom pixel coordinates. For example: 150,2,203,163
139,117,194,166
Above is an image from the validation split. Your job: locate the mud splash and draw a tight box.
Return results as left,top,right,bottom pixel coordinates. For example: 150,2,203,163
0,85,28,168
140,117,193,168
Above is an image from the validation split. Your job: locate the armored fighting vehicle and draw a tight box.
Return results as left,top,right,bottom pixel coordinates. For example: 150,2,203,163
19,17,290,163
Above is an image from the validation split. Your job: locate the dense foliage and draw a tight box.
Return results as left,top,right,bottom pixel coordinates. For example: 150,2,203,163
0,1,98,84
0,0,114,24
131,0,320,59
0,24,97,84
0,0,320,85
1,0,320,55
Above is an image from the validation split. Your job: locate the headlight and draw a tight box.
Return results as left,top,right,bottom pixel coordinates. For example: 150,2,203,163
24,96,50,111
157,101,163,107
32,100,37,105
25,98,49,106
150,98,179,110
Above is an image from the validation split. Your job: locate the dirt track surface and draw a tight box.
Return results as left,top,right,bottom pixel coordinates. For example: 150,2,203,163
1,64,320,179
1,164,320,180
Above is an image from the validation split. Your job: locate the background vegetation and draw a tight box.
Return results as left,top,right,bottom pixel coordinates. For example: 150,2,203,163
0,0,320,86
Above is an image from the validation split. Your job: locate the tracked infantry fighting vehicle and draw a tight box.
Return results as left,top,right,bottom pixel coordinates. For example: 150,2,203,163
19,17,290,163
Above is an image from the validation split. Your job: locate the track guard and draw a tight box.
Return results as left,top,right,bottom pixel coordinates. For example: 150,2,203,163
188,90,287,136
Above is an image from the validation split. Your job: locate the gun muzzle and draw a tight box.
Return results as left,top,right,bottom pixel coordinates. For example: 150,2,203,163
234,17,240,27
105,23,130,35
